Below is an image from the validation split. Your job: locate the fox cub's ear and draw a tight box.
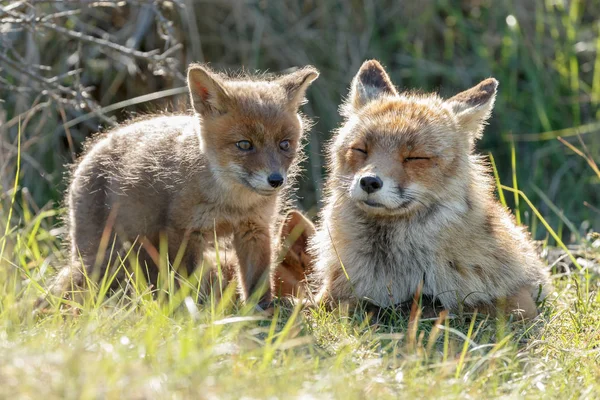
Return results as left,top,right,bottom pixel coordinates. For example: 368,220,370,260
278,210,316,264
279,211,316,247
275,210,316,297
446,78,498,139
347,60,398,112
279,66,319,110
188,64,230,115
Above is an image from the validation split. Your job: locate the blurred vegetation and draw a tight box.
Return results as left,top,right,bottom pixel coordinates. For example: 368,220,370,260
1,0,599,243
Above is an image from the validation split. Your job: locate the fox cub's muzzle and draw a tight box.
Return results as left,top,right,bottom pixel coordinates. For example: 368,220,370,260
267,172,285,188
243,170,288,196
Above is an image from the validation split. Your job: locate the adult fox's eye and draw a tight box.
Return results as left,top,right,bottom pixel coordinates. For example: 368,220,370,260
279,140,291,151
236,140,253,151
352,147,367,155
405,156,431,161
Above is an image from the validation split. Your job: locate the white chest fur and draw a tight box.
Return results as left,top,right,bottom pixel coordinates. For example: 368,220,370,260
338,218,441,306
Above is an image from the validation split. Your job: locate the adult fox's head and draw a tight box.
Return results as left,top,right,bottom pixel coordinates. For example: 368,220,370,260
331,60,498,217
188,64,319,196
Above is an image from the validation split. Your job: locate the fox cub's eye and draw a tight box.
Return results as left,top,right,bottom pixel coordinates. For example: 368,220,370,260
352,147,367,155
405,156,431,161
236,140,253,151
279,140,291,151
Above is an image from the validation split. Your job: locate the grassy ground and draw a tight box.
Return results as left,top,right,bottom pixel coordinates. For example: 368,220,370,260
1,228,599,399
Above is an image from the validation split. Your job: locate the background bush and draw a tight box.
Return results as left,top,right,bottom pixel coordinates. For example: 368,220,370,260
1,0,598,243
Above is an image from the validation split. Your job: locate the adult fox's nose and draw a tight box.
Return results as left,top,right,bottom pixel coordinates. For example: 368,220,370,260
360,175,383,194
267,172,284,188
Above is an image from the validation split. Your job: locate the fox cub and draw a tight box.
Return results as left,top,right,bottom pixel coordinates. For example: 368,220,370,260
50,64,318,307
310,60,551,319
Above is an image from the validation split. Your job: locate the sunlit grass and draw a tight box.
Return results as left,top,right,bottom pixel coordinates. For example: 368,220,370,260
0,120,21,266
3,239,599,398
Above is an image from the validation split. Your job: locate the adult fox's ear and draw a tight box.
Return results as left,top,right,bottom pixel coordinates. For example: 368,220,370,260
347,60,398,113
187,64,230,115
279,66,319,109
446,78,498,139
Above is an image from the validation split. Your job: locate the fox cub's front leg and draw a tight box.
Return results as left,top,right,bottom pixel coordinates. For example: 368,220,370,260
233,219,273,306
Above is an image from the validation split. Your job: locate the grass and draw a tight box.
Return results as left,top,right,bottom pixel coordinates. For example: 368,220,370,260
1,226,599,399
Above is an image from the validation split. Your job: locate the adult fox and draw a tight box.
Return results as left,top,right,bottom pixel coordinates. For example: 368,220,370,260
309,60,551,319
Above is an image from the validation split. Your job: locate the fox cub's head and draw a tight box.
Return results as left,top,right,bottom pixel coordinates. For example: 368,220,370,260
332,60,498,217
188,64,318,196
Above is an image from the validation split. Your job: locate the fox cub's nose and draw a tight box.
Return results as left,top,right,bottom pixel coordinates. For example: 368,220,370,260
268,173,285,188
360,175,383,194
